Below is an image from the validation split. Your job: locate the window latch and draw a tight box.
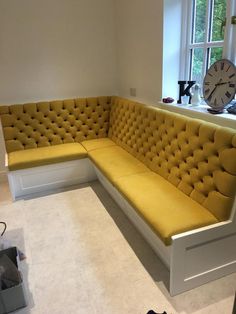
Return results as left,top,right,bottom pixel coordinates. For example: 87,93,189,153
231,16,236,25
219,18,226,36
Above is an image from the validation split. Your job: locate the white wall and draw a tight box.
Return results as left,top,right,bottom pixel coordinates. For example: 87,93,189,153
0,0,117,177
0,0,167,179
162,0,182,100
0,0,117,104
114,0,163,105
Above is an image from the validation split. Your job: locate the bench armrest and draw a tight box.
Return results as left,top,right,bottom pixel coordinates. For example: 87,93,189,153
170,219,236,295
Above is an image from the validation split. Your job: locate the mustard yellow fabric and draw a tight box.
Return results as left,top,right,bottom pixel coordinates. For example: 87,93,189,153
114,172,218,245
1,94,235,234
81,138,116,152
0,96,111,153
109,96,236,221
88,145,150,182
8,143,87,170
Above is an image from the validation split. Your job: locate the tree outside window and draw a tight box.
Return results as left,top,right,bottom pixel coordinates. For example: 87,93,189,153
189,0,227,84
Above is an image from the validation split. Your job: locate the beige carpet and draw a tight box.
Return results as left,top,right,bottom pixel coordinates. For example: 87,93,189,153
0,180,235,314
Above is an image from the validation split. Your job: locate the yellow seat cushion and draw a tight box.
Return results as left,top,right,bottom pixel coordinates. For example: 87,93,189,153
88,145,150,182
81,138,116,152
8,143,87,170
114,172,218,245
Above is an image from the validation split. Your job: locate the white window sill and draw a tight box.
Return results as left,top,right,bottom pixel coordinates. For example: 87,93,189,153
156,102,236,129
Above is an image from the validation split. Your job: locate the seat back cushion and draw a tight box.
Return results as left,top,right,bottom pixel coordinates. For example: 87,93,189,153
0,96,111,153
109,97,236,221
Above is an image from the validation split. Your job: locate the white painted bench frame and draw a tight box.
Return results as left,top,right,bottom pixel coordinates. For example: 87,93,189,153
94,166,236,296
5,155,96,201
5,155,236,296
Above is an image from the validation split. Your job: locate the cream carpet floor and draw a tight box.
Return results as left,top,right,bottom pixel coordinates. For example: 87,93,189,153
0,180,235,314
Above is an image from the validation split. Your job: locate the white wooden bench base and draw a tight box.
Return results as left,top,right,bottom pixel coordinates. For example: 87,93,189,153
7,158,96,200
6,159,236,296
94,165,171,268
94,165,236,296
171,219,236,295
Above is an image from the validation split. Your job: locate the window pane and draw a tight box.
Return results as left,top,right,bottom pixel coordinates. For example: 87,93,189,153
209,47,223,66
191,48,204,83
193,0,207,43
211,0,226,41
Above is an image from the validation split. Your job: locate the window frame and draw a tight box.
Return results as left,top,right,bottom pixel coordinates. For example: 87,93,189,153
180,0,236,84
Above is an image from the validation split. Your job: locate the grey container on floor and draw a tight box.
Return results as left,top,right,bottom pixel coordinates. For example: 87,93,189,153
0,247,27,314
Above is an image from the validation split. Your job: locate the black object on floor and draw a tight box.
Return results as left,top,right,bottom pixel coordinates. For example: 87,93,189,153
147,310,167,314
232,292,236,314
0,247,27,313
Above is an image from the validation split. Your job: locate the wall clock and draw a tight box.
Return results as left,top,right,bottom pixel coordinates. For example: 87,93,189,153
203,59,236,113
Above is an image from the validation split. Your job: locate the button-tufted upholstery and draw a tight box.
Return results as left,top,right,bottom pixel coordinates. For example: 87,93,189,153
1,95,236,245
109,97,236,222
0,96,111,153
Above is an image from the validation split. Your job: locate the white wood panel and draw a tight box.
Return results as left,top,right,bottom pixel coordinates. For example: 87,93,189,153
8,158,96,200
95,166,236,296
94,166,171,268
6,157,236,296
170,217,236,295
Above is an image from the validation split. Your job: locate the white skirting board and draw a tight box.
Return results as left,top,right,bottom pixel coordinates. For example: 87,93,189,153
94,165,236,296
7,158,97,200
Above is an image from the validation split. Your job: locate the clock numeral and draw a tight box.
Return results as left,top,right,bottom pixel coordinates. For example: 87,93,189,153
221,97,224,104
207,94,213,102
214,64,218,72
214,99,217,107
229,73,235,79
226,65,231,72
204,82,210,86
205,88,210,94
208,73,213,77
221,62,224,70
225,91,231,98
229,83,235,88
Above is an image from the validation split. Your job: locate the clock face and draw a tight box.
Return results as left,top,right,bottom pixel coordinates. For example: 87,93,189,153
203,59,236,110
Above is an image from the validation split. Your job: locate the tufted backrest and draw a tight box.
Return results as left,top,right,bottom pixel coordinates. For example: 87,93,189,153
0,96,111,153
109,97,236,221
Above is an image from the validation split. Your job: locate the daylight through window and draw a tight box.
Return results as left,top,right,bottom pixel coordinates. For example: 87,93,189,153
182,0,235,86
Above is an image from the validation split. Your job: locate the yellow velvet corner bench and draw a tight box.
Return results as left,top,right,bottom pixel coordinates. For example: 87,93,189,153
0,96,236,296
0,96,111,170
0,96,114,197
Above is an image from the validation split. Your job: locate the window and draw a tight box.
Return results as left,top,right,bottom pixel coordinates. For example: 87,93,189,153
180,0,236,86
